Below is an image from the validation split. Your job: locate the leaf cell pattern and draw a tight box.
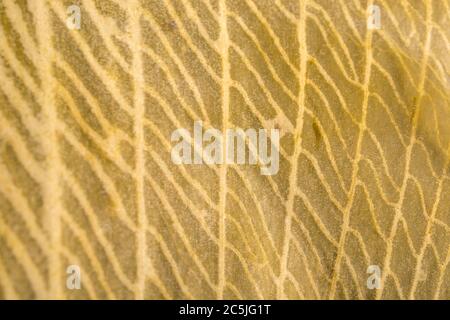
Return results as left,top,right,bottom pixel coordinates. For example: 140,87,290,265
0,0,449,299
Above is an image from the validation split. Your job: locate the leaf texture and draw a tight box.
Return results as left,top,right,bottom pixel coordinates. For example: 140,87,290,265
0,0,449,299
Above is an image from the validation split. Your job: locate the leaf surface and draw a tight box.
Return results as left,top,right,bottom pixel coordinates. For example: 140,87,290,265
0,0,449,299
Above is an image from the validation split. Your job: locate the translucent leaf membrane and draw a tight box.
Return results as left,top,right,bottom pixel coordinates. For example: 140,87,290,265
0,0,449,300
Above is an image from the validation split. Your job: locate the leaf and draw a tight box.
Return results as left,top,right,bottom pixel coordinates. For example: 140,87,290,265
0,0,449,299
